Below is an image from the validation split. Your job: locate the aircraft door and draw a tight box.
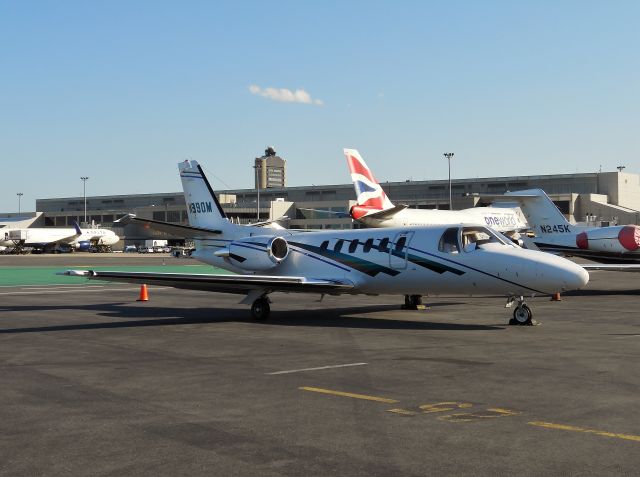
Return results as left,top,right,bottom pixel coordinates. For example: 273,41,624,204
389,231,413,269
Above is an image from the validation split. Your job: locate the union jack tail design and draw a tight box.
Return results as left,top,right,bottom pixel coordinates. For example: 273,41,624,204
344,149,394,219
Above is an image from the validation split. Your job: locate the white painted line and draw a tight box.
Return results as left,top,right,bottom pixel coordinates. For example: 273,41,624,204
19,285,105,290
267,362,368,375
0,287,142,296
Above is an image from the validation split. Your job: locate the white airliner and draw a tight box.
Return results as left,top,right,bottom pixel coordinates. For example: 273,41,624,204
62,160,589,325
0,221,119,253
344,149,528,234
492,189,640,265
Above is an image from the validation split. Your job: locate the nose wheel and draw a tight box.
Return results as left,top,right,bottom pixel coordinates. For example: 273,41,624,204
506,296,533,326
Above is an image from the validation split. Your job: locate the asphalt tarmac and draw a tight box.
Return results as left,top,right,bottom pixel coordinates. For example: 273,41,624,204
0,254,638,476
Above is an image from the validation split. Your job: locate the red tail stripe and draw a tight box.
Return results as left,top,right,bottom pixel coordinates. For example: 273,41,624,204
347,155,376,183
360,197,384,209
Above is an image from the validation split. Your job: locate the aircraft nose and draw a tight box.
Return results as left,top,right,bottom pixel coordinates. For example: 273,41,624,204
559,261,589,291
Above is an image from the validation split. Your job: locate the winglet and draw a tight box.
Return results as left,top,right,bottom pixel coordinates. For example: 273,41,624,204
57,270,93,277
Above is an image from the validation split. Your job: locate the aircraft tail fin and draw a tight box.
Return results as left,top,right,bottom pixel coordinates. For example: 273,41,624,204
178,160,235,233
72,219,82,235
344,149,394,215
499,189,570,233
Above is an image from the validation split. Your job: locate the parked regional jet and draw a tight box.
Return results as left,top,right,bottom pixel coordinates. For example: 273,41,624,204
0,221,119,253
62,160,588,325
344,149,528,234
491,189,640,265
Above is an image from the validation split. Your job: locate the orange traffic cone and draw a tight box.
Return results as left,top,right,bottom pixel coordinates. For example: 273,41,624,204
550,292,561,301
137,284,149,301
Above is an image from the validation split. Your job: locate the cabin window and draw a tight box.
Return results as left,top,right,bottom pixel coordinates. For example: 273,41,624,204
378,237,390,252
334,240,344,253
438,227,460,254
320,240,329,250
363,238,374,253
394,236,407,253
348,240,358,253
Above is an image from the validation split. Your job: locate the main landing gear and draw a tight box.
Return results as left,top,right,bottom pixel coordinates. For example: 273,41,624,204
506,296,533,326
251,296,271,321
402,294,425,310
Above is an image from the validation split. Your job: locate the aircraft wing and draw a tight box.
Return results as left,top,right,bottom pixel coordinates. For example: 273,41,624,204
114,214,222,238
297,208,352,218
581,264,640,272
480,193,542,202
59,270,355,294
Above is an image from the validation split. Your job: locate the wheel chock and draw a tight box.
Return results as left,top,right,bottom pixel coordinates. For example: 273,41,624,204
550,292,561,301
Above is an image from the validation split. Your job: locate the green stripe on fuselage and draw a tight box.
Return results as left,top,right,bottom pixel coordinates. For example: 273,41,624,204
290,242,400,277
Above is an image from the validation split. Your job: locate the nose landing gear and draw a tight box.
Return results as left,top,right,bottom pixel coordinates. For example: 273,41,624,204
506,296,533,326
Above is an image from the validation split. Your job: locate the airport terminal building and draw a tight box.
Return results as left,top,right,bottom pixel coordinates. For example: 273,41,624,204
30,170,640,248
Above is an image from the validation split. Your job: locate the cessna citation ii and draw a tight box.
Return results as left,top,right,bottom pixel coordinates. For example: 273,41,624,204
344,149,528,234
1,221,119,253
62,160,589,325
492,189,640,266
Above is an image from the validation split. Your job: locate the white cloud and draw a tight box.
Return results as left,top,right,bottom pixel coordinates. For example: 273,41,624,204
249,85,323,106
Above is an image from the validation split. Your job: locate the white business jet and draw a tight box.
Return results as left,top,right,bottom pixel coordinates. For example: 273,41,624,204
491,189,640,266
344,149,528,234
62,160,588,325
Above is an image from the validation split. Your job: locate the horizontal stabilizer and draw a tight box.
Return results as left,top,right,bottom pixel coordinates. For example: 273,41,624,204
359,204,409,220
114,214,222,238
581,264,640,272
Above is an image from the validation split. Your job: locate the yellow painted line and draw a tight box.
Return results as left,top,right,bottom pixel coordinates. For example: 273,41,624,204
529,421,640,442
299,386,399,404
387,408,418,416
487,408,522,416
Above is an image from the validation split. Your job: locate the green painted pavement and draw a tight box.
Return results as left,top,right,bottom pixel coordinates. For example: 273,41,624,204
0,265,231,287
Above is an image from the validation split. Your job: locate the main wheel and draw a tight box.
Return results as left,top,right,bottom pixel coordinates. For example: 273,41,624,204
512,304,532,325
251,298,270,321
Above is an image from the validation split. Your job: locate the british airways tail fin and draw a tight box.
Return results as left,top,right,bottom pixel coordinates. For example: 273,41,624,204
344,149,394,218
178,160,235,233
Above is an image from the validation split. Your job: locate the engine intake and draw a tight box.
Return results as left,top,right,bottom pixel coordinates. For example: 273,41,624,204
223,236,290,271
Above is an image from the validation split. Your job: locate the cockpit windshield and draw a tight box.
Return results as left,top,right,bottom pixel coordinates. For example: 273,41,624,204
460,226,512,252
439,226,513,254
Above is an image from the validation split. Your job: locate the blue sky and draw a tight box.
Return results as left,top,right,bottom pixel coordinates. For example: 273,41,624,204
1,0,638,212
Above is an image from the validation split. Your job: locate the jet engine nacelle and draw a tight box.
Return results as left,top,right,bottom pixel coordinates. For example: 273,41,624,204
75,241,91,251
576,225,640,253
222,236,290,271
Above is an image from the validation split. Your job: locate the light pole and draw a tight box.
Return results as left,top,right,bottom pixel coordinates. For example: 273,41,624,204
443,153,454,210
16,192,23,214
80,176,89,225
254,163,261,221
617,165,626,172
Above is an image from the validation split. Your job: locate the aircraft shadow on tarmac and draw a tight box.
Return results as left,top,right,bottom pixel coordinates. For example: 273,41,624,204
0,302,504,334
564,288,640,296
